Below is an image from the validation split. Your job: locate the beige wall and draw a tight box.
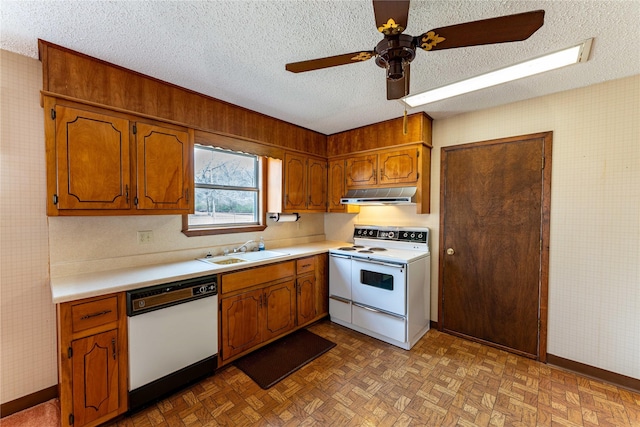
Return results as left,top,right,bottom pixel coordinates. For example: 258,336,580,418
0,50,57,404
326,74,640,380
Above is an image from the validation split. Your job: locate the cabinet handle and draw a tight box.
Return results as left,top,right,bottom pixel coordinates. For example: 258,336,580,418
111,338,116,360
80,309,112,320
185,189,189,203
259,293,263,308
301,263,311,268
125,185,129,203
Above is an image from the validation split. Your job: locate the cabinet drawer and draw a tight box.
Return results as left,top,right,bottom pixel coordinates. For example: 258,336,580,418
222,261,295,294
296,256,315,275
71,296,119,333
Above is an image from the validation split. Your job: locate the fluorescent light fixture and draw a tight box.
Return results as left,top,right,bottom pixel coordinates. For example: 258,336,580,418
401,38,593,108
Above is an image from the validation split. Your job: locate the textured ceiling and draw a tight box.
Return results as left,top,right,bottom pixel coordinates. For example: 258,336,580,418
2,0,639,135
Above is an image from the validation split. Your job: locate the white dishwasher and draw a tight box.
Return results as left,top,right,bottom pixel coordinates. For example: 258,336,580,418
126,274,218,411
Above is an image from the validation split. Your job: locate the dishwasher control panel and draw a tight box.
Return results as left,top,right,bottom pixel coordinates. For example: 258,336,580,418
126,275,218,316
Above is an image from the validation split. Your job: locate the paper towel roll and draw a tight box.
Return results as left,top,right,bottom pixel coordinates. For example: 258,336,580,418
269,213,300,222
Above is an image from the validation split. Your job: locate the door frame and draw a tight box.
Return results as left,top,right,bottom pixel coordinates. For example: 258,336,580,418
438,132,552,361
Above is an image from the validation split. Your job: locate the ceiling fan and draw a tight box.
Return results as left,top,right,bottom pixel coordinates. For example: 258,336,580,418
286,1,545,100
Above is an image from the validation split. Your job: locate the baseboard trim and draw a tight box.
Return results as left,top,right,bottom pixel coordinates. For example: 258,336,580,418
0,385,58,418
547,354,639,393
430,320,439,329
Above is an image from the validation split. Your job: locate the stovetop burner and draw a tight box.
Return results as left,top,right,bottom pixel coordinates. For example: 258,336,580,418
358,250,373,254
369,247,387,252
337,245,366,251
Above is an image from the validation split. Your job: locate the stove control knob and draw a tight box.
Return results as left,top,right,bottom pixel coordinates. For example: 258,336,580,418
388,231,394,238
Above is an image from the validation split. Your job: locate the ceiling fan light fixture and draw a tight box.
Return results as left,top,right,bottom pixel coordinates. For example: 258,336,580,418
401,38,593,108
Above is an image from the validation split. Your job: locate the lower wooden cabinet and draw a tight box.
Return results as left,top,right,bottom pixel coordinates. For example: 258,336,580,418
57,293,127,427
219,254,329,364
220,280,296,360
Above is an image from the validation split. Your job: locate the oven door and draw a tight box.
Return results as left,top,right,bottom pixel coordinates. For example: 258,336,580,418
351,257,407,315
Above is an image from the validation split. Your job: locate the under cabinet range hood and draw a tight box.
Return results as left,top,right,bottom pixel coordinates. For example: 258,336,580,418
340,187,417,205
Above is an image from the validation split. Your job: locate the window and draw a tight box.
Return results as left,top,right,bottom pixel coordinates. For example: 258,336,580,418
184,145,265,235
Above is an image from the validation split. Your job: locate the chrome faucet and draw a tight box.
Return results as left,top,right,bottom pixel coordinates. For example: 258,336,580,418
234,240,254,253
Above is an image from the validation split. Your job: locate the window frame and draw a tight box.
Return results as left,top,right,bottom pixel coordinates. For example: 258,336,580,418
182,145,267,237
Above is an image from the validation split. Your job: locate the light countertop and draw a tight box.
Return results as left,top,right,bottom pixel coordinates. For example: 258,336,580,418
51,240,347,304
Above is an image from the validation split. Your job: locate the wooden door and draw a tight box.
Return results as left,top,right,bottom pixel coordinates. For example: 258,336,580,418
283,153,307,210
72,329,120,426
296,274,317,325
379,147,419,185
440,133,551,359
55,106,131,210
307,157,327,211
263,280,296,342
220,289,263,360
135,122,191,210
345,154,377,187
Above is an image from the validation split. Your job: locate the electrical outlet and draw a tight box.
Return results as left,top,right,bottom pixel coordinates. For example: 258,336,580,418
137,230,154,244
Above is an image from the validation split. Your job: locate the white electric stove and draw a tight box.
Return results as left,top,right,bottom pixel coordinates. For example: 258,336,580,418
329,225,431,350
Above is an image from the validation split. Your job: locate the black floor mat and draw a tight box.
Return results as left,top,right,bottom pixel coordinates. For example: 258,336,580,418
234,329,336,389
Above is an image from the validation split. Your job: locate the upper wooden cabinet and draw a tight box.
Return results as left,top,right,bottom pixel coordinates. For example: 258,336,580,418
44,97,194,216
135,122,191,210
345,146,421,188
283,152,327,213
327,112,432,214
53,105,132,211
327,159,360,213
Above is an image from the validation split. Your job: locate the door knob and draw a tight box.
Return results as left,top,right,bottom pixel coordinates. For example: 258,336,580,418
446,248,455,255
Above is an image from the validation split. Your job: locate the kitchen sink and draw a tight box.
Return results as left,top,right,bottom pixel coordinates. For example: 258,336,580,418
198,256,247,265
235,250,289,261
197,250,289,266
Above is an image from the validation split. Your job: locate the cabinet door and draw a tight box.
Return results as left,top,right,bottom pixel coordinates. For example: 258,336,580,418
307,157,327,211
135,123,191,210
55,106,131,210
221,289,263,360
296,274,317,326
345,154,377,187
378,147,419,185
263,280,296,342
283,153,308,210
71,329,120,427
328,159,346,212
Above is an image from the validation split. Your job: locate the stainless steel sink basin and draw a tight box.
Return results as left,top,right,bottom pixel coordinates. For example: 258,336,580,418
198,256,247,265
198,250,288,266
235,250,289,261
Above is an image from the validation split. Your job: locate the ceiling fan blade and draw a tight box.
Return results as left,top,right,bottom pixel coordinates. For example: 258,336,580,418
387,63,410,100
416,10,545,52
373,0,411,35
286,51,375,73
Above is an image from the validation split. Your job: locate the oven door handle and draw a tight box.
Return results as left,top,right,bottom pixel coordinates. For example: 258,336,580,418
330,253,352,260
353,258,406,269
329,295,351,304
353,302,406,320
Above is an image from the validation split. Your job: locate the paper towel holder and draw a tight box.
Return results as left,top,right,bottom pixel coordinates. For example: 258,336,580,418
269,213,300,222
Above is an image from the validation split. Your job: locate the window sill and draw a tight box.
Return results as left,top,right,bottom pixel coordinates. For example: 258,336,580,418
182,224,267,237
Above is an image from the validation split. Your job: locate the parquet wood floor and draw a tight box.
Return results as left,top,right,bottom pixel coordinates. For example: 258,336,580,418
110,320,640,427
